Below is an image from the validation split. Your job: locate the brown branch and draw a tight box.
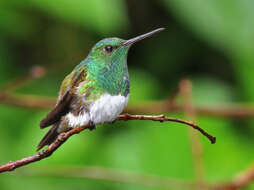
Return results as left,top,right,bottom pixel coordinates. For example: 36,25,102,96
118,114,216,144
0,93,55,109
126,103,254,118
14,165,212,190
0,114,215,173
180,80,206,188
1,92,254,118
215,165,254,190
1,66,46,92
0,125,89,173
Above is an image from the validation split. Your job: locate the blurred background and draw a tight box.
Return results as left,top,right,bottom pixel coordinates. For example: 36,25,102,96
1,0,254,189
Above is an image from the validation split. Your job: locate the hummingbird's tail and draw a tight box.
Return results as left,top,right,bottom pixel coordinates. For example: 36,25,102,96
37,124,59,151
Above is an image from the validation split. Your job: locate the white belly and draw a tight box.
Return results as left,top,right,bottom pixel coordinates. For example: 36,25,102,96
66,93,129,128
90,93,129,124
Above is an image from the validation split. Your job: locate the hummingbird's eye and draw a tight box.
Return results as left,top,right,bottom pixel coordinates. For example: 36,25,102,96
104,45,114,53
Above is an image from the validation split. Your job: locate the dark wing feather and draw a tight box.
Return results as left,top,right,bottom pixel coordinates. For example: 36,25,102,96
39,66,87,129
37,67,87,150
40,91,73,128
37,123,59,151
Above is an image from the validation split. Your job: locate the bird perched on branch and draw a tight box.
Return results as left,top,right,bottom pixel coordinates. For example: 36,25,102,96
38,28,165,150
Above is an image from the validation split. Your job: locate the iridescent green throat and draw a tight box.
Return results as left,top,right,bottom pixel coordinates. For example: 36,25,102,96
77,42,130,97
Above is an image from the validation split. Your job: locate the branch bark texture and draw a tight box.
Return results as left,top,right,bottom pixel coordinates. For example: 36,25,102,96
0,114,215,173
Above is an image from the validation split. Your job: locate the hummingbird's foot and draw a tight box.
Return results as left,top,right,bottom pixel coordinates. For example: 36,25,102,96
110,119,117,124
88,121,96,131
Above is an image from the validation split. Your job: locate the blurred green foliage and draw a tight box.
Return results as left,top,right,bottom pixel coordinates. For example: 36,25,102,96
1,0,254,189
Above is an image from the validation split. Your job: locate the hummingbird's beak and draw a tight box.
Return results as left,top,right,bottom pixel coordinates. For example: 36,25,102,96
123,28,165,46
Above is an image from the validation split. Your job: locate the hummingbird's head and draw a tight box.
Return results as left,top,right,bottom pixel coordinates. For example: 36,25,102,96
87,28,165,66
88,37,128,64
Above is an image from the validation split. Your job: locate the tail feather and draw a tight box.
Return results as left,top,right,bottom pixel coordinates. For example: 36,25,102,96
37,124,59,151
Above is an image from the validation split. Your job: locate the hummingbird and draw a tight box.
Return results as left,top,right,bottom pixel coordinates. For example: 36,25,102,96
37,28,164,150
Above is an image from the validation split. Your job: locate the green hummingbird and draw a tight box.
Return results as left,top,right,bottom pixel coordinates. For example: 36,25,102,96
38,28,164,150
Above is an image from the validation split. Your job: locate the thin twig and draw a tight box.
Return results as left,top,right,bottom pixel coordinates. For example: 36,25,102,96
180,80,206,188
0,93,55,109
1,92,254,118
12,165,212,190
0,125,89,173
118,114,216,144
0,114,215,173
1,66,46,92
215,165,254,190
126,103,254,118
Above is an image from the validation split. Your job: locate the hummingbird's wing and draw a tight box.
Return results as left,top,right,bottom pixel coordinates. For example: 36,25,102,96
40,68,87,129
37,66,88,150
39,91,72,128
